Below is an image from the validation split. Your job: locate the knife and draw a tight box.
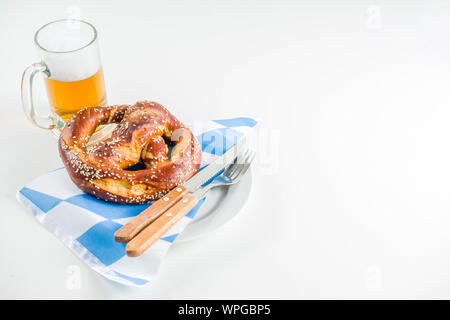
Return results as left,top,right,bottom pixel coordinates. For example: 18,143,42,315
114,138,246,247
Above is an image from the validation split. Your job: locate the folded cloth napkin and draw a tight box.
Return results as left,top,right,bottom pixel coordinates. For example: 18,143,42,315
17,117,258,286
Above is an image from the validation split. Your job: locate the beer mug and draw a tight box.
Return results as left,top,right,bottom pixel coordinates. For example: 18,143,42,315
21,19,107,134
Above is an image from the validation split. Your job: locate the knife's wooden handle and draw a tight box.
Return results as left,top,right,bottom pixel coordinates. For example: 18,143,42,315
114,185,188,243
126,193,198,257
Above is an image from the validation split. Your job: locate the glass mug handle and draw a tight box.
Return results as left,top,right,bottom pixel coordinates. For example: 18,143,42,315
21,62,64,132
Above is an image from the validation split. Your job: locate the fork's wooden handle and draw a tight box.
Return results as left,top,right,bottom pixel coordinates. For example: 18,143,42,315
126,193,198,257
114,186,188,243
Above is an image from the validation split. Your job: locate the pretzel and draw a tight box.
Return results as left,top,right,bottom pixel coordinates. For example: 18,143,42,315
58,101,201,203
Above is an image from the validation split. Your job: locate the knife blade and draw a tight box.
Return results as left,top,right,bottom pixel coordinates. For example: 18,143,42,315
183,137,246,192
114,138,246,245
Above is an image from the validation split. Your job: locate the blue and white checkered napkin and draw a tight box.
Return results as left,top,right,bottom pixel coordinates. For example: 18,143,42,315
16,117,258,286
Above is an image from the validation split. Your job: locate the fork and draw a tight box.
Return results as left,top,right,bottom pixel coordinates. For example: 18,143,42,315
199,149,255,194
125,149,256,257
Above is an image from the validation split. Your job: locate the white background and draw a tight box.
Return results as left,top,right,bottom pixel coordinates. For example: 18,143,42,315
2,0,450,299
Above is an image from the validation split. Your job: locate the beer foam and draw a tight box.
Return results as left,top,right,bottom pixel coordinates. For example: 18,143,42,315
36,20,101,82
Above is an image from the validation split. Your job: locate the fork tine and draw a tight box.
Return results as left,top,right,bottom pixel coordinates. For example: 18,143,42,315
227,150,249,178
223,157,237,176
230,164,247,181
225,149,248,177
240,149,254,166
234,162,252,182
239,149,251,164
227,163,244,181
242,149,253,164
245,150,255,165
229,150,254,181
223,158,239,177
228,164,242,180
236,150,255,176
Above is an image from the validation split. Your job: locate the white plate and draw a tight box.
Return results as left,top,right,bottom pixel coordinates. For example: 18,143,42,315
176,168,253,242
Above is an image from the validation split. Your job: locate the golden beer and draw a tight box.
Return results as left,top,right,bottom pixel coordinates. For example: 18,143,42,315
45,68,107,122
22,20,107,131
